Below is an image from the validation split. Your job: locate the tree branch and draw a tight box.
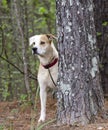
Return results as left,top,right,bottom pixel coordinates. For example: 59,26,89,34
0,55,37,80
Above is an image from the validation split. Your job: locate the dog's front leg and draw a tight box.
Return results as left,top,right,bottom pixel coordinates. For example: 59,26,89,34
38,86,47,123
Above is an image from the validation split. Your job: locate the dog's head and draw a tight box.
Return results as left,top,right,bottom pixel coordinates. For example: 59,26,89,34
29,34,57,56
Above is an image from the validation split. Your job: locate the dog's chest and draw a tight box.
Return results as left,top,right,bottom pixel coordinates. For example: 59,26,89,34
38,64,58,88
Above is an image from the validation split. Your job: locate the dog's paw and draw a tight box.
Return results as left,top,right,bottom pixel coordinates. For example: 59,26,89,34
37,118,45,128
38,115,45,123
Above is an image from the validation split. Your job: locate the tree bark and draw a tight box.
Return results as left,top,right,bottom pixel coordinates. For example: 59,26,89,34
56,0,104,125
13,0,31,99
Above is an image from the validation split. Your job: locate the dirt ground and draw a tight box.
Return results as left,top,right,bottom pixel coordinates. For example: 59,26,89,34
0,94,108,130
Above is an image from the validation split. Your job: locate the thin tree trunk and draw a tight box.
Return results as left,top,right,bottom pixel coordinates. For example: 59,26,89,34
94,0,108,96
56,0,104,125
13,0,31,99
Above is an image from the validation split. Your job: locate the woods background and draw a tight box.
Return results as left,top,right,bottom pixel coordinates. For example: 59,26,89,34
0,0,108,101
0,0,56,101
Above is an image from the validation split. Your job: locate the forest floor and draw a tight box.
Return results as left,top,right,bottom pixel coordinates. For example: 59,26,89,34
0,94,108,130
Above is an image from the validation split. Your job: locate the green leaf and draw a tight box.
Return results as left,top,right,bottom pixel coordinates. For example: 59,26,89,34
20,94,27,102
0,125,4,130
39,7,48,14
97,32,102,36
102,21,108,26
29,29,33,33
2,0,8,8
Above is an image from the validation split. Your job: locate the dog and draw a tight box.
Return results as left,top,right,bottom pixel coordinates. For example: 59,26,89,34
29,34,58,123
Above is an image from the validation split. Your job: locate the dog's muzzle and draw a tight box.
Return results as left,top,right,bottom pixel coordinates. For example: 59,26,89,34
32,47,37,54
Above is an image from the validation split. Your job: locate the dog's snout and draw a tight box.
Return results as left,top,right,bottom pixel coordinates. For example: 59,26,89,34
32,47,37,54
32,47,37,51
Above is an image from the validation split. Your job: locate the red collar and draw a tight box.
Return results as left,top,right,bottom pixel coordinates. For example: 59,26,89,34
42,58,58,69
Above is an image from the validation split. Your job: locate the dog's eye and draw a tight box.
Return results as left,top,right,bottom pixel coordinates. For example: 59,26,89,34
40,41,45,45
33,42,35,45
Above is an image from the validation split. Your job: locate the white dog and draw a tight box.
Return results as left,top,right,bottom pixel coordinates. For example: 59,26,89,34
29,34,58,122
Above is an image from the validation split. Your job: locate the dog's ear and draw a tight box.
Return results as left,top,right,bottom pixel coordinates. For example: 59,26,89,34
46,34,57,42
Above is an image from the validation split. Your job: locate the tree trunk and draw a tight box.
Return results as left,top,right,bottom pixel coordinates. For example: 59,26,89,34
56,0,104,125
13,0,31,99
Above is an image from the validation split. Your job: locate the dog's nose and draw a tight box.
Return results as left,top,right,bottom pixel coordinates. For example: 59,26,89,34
32,47,37,54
